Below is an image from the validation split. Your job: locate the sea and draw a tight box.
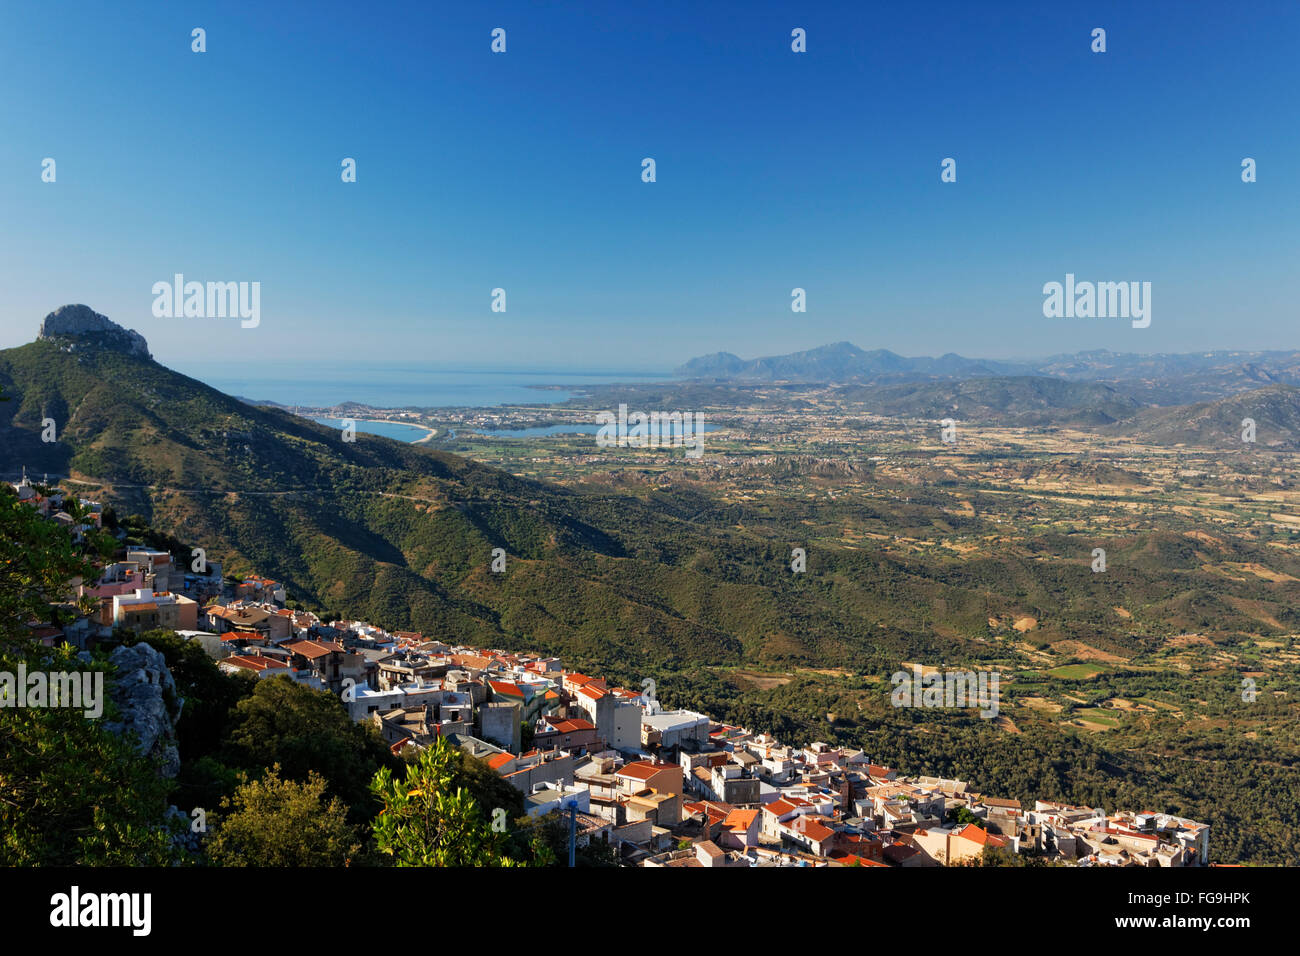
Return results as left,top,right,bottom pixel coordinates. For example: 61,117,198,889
181,362,673,410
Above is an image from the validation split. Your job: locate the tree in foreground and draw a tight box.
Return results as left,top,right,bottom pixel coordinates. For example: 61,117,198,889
0,642,181,865
0,478,181,865
207,765,363,866
221,675,397,820
370,736,552,866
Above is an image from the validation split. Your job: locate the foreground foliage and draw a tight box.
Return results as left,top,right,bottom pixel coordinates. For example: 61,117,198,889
371,736,548,866
207,766,363,866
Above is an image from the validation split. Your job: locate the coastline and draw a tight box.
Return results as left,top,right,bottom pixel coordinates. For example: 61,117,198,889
311,415,439,445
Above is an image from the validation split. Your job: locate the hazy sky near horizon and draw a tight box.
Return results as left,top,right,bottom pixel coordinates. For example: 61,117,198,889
1,0,1296,371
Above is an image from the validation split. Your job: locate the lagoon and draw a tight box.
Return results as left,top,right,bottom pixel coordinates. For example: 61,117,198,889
311,417,434,442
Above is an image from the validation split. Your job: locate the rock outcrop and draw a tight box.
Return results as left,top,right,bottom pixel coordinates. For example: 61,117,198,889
102,642,182,778
38,304,151,359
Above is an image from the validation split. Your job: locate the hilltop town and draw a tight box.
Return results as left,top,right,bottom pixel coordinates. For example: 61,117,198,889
11,472,1212,868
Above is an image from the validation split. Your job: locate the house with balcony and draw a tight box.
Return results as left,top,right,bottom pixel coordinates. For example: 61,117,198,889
111,587,198,633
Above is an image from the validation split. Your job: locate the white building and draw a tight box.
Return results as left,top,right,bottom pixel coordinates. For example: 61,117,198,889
642,709,711,749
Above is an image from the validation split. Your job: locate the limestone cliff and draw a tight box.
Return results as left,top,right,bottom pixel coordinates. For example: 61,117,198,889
38,304,151,359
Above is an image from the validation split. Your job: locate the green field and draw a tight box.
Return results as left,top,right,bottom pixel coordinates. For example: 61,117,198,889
1048,663,1109,679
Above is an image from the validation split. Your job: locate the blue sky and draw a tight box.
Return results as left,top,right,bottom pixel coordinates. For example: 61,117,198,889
1,0,1296,371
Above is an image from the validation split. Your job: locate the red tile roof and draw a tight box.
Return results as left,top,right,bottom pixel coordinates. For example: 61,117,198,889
764,797,810,817
790,817,835,842
724,809,759,832
954,824,1010,848
617,760,678,781
544,717,595,734
448,653,492,670
284,639,344,659
684,800,733,825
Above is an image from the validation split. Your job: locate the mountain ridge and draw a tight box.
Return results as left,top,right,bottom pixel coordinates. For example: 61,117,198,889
676,341,1028,383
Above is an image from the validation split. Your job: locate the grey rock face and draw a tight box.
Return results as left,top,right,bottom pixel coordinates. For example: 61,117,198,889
103,642,182,778
38,304,151,359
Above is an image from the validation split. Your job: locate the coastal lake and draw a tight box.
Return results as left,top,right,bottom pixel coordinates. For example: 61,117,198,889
311,418,434,442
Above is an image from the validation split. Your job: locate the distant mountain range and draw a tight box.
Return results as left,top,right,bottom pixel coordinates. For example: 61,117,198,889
672,341,1300,443
676,342,1028,383
676,341,1300,403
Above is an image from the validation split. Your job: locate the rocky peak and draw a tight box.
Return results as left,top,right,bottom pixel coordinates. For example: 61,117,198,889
38,304,151,359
